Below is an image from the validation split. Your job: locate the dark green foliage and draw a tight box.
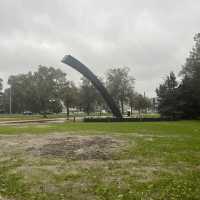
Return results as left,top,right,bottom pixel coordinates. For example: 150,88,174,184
134,93,152,114
0,78,3,112
156,72,179,118
79,77,101,115
156,34,200,119
178,33,200,118
84,117,174,122
157,33,200,119
60,81,79,117
4,66,66,114
127,91,152,115
0,78,2,92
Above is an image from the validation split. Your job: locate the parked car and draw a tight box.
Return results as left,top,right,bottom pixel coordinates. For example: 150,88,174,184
23,111,33,115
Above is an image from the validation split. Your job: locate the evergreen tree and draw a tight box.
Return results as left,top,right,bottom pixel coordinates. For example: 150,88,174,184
0,78,3,113
179,33,200,117
0,78,2,92
156,72,179,118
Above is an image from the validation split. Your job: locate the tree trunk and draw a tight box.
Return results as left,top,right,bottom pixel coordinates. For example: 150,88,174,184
121,100,124,115
86,105,90,116
138,109,141,118
67,105,70,119
87,110,90,116
130,106,133,115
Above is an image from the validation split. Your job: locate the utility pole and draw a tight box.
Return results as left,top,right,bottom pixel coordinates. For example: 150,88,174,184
9,86,12,114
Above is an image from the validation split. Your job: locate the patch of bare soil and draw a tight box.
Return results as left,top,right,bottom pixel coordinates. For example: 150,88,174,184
25,135,124,160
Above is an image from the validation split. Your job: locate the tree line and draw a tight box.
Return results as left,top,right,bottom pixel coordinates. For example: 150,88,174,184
2,33,199,119
0,66,152,117
156,33,200,119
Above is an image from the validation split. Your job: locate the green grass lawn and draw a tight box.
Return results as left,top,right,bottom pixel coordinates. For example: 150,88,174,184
0,114,67,121
0,121,200,200
0,113,160,122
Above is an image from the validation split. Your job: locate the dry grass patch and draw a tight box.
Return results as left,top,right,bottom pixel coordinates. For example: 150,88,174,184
0,134,126,161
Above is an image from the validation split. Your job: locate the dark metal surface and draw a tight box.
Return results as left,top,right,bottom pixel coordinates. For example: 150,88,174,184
61,55,122,118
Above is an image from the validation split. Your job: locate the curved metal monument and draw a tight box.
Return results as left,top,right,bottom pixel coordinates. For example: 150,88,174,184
61,55,122,119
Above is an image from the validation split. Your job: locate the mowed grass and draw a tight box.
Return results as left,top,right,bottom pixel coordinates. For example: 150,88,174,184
0,114,67,121
0,113,160,122
0,121,200,200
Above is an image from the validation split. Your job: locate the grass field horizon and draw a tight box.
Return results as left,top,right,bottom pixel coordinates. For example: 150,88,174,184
0,120,200,199
0,113,161,122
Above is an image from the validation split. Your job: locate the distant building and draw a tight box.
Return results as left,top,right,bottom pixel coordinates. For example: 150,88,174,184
150,97,158,113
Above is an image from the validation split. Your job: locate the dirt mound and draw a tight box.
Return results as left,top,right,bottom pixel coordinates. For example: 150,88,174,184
27,136,123,160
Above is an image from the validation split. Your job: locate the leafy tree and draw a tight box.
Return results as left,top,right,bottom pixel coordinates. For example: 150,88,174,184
79,77,100,115
133,93,151,115
2,88,10,113
8,74,29,113
93,77,107,115
127,90,136,115
61,81,79,118
0,78,2,92
7,66,67,114
0,78,3,112
48,99,63,113
156,72,178,118
106,67,134,114
33,66,66,113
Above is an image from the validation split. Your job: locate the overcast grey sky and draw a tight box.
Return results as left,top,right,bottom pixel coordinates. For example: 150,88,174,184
0,0,199,96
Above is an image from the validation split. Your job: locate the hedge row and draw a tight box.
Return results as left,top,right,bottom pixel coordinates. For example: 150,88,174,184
83,117,177,122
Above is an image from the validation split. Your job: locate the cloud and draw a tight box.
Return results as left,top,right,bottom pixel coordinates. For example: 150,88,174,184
0,0,200,96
